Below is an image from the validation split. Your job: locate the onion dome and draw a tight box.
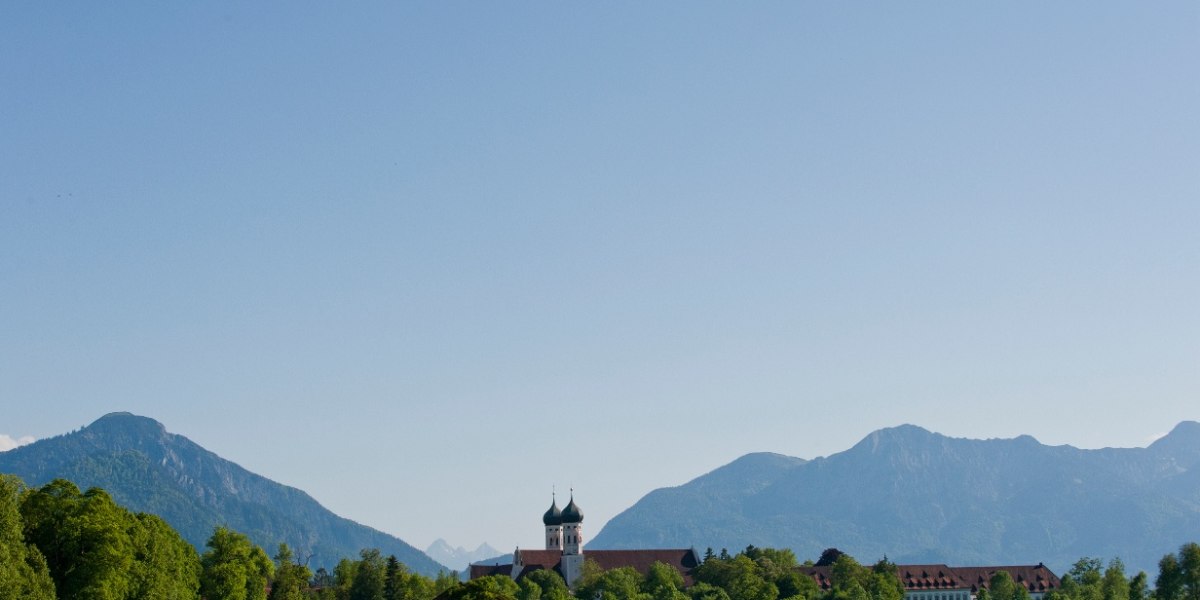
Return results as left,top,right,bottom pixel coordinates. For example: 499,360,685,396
560,495,583,524
543,499,563,526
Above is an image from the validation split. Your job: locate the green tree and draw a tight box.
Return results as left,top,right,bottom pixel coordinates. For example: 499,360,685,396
816,550,845,568
1182,544,1200,600
524,569,571,600
1071,559,1104,587
577,566,647,600
722,556,777,600
576,560,609,597
334,558,360,600
128,512,201,600
753,548,799,585
199,526,274,600
986,571,1029,600
1158,553,1184,600
863,562,904,600
445,575,520,600
643,562,688,600
268,543,312,600
1059,558,1103,600
689,583,732,600
0,475,55,600
1127,572,1147,600
432,571,460,599
1100,559,1128,600
350,549,387,600
385,555,404,600
829,554,863,593
20,480,135,600
518,577,544,600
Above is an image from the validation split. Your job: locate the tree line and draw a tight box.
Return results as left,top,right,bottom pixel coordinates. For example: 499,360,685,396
461,544,1200,600
1,475,461,600
4,475,1200,600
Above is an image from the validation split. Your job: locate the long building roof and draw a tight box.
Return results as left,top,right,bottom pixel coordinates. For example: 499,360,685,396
801,564,1060,594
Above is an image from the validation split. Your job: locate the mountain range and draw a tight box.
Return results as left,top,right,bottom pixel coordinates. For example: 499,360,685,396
591,422,1200,575
425,539,503,573
5,413,1198,579
0,412,447,575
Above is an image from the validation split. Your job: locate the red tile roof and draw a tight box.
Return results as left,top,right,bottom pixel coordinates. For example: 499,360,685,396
950,565,1060,593
801,564,1059,594
469,563,511,580
895,565,970,590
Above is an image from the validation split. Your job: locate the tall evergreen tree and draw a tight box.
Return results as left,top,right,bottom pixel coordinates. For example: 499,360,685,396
385,555,404,600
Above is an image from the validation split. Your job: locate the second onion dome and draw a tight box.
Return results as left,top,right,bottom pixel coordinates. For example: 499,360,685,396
560,494,583,524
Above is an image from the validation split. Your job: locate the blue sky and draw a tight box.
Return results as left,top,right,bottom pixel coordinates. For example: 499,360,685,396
2,2,1197,557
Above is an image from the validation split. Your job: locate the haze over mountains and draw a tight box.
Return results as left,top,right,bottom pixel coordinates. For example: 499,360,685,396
0,412,447,575
3,413,1198,579
425,539,503,573
591,422,1200,575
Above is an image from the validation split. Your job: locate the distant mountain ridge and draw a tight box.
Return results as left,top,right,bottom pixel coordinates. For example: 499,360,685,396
591,422,1200,575
425,539,502,573
0,412,447,575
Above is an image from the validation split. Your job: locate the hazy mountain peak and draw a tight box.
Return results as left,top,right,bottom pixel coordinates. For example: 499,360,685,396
92,411,164,427
0,414,446,575
722,452,807,470
425,539,501,573
850,423,938,453
1148,420,1200,466
685,452,806,491
1158,420,1200,443
84,412,169,439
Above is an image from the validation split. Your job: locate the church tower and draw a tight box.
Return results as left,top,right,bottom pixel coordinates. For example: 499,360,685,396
559,491,585,586
543,494,563,551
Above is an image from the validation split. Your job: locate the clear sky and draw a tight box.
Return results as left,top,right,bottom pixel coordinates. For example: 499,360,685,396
2,2,1197,559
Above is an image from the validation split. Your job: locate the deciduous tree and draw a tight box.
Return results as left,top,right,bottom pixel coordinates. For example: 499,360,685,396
268,543,312,600
0,475,55,600
20,480,135,600
200,526,274,600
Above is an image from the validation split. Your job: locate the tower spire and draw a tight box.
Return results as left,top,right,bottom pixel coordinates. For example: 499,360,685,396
543,487,563,551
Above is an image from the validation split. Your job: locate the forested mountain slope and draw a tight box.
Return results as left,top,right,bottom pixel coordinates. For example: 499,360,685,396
0,412,447,575
591,422,1200,575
